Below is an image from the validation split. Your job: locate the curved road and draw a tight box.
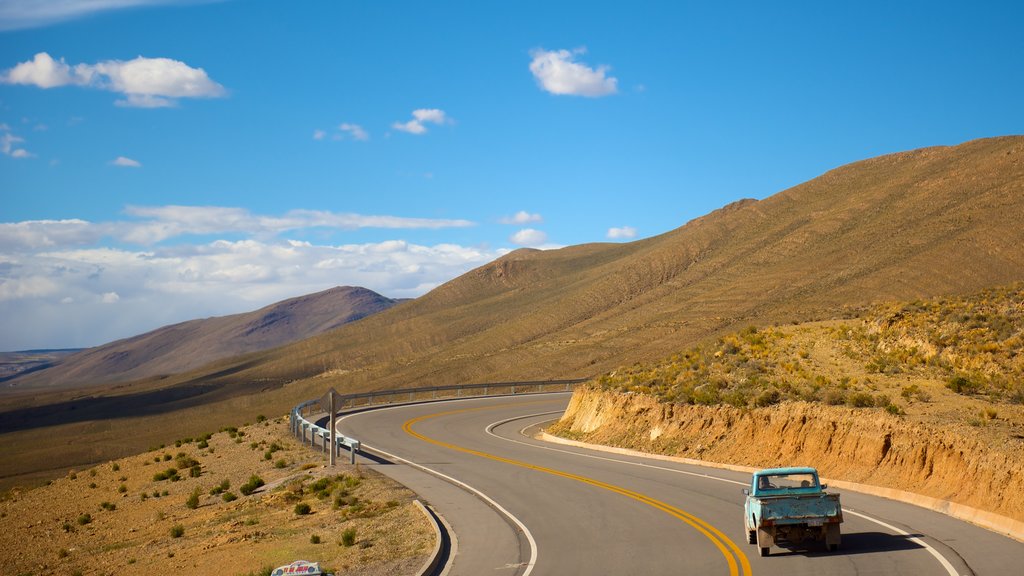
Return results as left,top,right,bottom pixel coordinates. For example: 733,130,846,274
336,393,1022,575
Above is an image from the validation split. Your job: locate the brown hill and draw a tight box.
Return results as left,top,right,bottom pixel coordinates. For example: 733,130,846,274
227,135,1024,390
2,135,1023,485
7,286,401,391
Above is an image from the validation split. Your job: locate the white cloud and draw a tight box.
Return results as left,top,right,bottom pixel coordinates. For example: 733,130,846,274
392,108,449,135
500,211,543,225
339,123,368,141
0,206,477,251
2,52,226,107
312,129,326,140
1,128,32,158
529,47,618,97
112,156,141,168
607,226,637,239
510,228,548,247
0,237,508,349
0,0,217,31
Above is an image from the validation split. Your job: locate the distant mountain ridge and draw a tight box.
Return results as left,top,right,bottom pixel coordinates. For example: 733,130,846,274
8,286,402,390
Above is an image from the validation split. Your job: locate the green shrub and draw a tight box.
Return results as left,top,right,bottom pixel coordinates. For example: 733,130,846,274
754,390,780,408
170,524,185,538
222,491,238,502
294,503,312,515
77,513,92,525
239,475,265,496
847,392,874,408
310,534,321,544
186,488,201,510
341,528,356,547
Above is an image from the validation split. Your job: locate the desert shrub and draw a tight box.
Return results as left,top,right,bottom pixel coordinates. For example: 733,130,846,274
885,404,905,416
239,475,265,496
111,463,120,472
275,459,287,469
823,390,846,405
222,492,238,502
310,534,321,544
118,484,127,493
210,479,230,495
189,465,202,478
153,468,180,482
341,528,357,547
946,374,981,395
186,488,201,510
754,390,780,408
294,503,312,515
847,392,875,408
256,414,267,423
77,513,92,525
169,524,185,538
175,454,199,470
99,501,116,511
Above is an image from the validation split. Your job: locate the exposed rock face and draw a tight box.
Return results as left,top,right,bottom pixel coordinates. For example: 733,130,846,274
552,386,1024,522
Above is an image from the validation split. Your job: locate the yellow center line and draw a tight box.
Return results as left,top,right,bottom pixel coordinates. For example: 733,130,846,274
403,403,752,576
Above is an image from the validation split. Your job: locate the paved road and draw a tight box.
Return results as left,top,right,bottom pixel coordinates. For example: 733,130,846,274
336,393,1023,575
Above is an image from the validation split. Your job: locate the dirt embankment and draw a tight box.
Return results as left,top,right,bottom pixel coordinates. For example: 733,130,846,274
551,386,1024,523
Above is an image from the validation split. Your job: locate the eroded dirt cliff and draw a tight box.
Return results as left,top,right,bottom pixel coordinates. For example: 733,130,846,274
551,386,1024,523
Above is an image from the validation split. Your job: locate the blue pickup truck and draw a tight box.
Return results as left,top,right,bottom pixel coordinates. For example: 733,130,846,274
743,467,843,557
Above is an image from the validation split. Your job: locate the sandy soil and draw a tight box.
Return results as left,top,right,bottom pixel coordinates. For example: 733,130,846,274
0,417,432,576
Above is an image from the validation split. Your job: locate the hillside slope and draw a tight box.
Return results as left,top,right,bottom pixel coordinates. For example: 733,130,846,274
224,135,1024,392
551,284,1024,523
7,286,401,391
2,136,1023,484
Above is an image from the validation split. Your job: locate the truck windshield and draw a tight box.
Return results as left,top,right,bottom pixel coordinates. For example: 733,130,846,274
757,473,817,490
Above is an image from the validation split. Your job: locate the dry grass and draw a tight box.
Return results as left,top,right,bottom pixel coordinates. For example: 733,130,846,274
0,417,431,576
592,284,1024,436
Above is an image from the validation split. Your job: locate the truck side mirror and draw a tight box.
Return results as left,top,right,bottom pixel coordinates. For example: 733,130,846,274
820,484,827,490
742,488,750,495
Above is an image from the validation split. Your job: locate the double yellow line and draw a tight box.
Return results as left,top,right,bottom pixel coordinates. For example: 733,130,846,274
403,405,752,576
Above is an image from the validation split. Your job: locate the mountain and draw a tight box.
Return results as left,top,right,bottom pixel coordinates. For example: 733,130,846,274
2,136,1023,484
221,136,1024,393
7,286,402,391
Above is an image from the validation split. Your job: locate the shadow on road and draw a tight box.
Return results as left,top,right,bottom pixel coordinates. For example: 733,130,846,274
769,531,926,557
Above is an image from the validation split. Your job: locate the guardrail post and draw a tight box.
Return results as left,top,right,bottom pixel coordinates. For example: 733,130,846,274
512,384,516,395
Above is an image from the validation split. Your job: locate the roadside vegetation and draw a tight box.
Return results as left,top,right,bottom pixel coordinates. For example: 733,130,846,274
596,284,1024,412
0,416,431,575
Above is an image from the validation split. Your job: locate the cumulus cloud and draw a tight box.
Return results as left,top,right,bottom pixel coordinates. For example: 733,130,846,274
500,211,543,225
510,228,548,247
529,47,618,97
1,52,226,107
392,108,449,135
112,156,141,168
312,129,326,140
607,226,637,239
0,237,507,349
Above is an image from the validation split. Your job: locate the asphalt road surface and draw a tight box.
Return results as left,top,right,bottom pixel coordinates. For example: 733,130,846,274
336,392,1023,575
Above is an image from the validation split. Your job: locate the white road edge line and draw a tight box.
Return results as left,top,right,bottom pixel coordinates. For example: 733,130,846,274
337,401,539,576
487,410,963,576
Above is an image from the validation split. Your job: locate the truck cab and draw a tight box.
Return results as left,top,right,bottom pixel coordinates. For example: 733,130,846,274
743,467,843,556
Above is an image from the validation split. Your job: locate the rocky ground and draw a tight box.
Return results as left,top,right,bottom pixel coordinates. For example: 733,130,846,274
0,416,432,576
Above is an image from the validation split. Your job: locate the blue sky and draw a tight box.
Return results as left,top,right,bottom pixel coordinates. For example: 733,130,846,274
1,1,1023,350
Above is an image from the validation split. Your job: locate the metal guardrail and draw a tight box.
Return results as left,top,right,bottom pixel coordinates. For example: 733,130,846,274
290,379,587,465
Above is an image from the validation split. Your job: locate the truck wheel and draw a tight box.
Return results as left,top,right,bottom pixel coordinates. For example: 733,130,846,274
759,547,770,557
747,530,756,544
